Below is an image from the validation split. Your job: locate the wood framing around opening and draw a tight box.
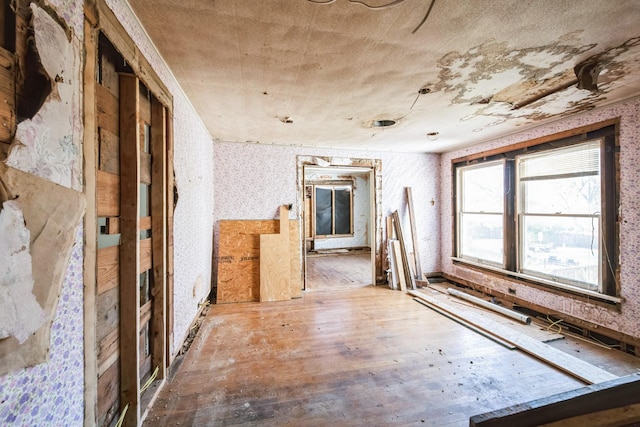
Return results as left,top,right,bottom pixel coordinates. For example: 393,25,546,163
85,1,175,425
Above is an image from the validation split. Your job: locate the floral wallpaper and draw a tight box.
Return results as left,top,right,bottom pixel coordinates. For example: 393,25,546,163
440,97,640,340
0,228,85,426
0,2,85,426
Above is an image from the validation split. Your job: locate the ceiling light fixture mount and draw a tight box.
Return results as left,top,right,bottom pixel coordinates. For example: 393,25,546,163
426,131,439,140
373,119,397,127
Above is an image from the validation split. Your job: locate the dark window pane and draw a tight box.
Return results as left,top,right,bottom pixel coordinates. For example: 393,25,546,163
334,188,351,234
315,187,332,235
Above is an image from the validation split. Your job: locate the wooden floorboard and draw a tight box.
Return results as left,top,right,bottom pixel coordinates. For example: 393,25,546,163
142,276,640,426
305,252,371,290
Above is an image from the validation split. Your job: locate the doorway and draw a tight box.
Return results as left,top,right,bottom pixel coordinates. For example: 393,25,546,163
298,157,382,291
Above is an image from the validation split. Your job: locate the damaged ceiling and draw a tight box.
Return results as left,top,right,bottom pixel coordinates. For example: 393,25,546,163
128,0,640,153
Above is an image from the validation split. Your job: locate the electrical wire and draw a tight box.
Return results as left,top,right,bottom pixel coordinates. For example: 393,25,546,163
412,0,436,34
348,0,407,10
305,0,436,35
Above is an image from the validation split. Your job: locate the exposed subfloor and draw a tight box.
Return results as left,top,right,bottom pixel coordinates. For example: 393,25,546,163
145,255,640,426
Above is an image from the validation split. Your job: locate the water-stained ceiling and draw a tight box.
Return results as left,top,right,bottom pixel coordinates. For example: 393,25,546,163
128,0,640,153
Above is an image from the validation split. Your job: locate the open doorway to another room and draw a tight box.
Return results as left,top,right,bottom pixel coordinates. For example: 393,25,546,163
302,164,376,291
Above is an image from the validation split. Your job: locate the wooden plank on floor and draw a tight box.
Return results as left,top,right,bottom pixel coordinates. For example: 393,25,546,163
392,210,416,290
409,290,618,384
470,373,640,427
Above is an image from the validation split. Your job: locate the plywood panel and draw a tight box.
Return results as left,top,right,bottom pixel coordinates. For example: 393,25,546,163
97,170,119,217
97,245,119,295
98,128,119,174
260,233,291,302
96,82,119,135
217,220,301,303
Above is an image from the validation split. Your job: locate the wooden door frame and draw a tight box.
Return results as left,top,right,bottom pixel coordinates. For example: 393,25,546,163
83,1,174,425
296,156,383,289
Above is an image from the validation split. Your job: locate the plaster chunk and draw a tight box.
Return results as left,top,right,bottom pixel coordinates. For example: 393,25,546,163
0,200,46,344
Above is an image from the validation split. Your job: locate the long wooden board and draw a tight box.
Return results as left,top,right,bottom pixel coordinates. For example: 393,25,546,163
470,373,640,427
406,187,422,280
409,290,618,385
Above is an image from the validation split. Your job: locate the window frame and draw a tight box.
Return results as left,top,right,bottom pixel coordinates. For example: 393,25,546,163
452,123,619,302
312,183,354,239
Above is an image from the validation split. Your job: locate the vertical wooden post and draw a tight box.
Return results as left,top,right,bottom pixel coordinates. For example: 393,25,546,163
150,97,166,379
119,73,141,426
82,15,98,427
165,110,175,362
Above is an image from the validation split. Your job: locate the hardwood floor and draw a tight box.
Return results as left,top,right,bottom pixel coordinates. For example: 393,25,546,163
142,279,640,426
305,252,372,290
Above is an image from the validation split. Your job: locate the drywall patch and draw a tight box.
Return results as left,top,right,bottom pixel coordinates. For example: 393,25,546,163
0,200,46,343
6,4,82,191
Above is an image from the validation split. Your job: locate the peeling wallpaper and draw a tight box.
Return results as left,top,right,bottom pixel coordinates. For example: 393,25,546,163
104,0,216,353
213,143,440,280
440,96,640,340
0,228,85,426
0,1,85,426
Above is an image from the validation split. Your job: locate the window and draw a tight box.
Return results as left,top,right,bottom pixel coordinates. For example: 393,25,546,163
314,184,353,237
454,124,618,299
457,161,504,265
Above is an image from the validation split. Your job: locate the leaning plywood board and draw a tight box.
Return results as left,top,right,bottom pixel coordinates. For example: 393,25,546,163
260,233,291,302
217,220,301,303
409,290,618,384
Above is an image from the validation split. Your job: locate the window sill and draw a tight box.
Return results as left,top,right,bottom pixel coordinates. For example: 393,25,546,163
451,257,622,305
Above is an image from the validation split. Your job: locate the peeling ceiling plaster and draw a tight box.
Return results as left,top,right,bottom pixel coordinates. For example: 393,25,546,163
128,0,640,152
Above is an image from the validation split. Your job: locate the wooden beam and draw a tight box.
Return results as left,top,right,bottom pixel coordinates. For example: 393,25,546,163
409,290,618,384
469,373,640,427
82,17,99,427
150,97,167,379
119,73,141,427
